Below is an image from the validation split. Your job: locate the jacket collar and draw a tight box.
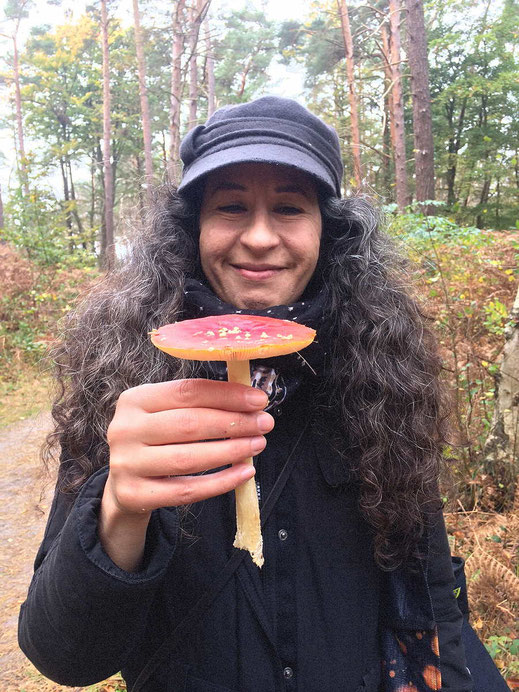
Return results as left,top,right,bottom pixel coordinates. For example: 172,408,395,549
308,426,356,486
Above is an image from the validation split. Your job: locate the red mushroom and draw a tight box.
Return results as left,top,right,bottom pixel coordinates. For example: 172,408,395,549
150,313,316,567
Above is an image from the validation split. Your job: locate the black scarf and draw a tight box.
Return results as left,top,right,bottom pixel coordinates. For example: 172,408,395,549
182,278,331,412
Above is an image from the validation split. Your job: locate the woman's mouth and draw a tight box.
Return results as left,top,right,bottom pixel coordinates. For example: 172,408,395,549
232,264,284,281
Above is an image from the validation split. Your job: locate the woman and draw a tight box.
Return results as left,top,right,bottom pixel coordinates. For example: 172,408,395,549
19,97,472,691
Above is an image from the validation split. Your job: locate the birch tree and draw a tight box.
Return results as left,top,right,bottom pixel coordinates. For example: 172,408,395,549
484,284,519,496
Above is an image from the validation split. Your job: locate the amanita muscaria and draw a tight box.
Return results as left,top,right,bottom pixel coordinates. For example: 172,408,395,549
150,313,316,567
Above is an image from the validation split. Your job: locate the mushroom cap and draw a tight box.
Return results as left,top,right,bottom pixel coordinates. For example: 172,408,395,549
150,314,316,361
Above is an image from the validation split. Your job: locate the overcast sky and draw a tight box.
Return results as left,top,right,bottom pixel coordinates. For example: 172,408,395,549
0,0,309,189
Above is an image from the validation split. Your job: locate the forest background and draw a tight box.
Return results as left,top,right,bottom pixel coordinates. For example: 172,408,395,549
0,0,518,688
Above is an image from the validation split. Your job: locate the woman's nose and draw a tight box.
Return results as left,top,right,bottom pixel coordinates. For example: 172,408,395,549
240,211,280,251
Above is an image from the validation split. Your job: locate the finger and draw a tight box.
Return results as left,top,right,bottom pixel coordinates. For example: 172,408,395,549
119,379,268,415
132,462,256,511
130,434,267,477
139,408,274,445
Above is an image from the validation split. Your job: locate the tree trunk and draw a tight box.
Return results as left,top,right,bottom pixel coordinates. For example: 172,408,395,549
238,49,261,99
66,156,85,239
12,30,29,196
95,142,106,256
405,0,435,207
0,183,4,229
60,121,85,240
445,96,467,208
89,150,96,247
382,98,392,201
100,0,115,270
337,0,362,189
381,23,396,202
132,0,154,200
483,283,519,506
188,0,205,129
475,93,491,228
135,153,145,223
388,0,409,211
476,177,491,228
59,155,73,234
495,178,500,224
160,130,167,171
445,99,457,207
205,16,216,116
168,0,186,184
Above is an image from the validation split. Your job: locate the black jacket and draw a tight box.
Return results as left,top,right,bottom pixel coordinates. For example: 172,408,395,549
19,389,472,691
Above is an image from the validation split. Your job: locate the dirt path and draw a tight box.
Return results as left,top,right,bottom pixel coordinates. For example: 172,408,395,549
0,413,86,691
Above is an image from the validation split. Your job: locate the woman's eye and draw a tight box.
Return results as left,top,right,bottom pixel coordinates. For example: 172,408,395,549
218,204,246,214
276,205,303,215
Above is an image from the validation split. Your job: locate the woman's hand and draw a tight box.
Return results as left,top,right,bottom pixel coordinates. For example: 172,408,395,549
99,379,273,571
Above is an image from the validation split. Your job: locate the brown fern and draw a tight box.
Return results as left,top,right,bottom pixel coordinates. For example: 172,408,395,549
466,548,519,603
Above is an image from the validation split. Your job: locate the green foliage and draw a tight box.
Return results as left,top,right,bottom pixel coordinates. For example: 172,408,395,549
482,299,510,336
0,248,97,376
484,636,519,677
1,4,286,267
387,209,519,509
278,0,402,197
3,0,33,21
385,206,496,260
2,183,68,265
277,0,519,224
213,8,279,103
428,0,519,228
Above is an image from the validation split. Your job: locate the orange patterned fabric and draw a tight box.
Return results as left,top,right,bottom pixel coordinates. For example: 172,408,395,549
422,664,441,689
381,626,442,691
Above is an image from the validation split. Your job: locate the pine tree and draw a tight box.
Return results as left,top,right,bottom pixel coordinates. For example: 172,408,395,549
168,0,186,183
388,0,409,210
2,0,32,195
132,0,154,200
337,0,362,188
100,0,115,268
405,0,435,205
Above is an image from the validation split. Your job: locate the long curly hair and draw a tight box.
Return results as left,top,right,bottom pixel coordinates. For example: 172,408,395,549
44,185,451,570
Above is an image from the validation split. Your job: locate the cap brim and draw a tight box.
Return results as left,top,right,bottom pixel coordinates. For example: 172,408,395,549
177,143,338,197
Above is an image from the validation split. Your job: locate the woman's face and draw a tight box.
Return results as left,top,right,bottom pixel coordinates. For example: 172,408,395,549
198,162,322,310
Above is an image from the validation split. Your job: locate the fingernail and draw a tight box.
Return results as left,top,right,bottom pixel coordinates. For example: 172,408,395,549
256,412,274,433
251,435,266,454
245,388,268,407
239,463,256,480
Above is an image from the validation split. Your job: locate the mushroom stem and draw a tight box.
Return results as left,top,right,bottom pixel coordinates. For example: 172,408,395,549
226,359,264,568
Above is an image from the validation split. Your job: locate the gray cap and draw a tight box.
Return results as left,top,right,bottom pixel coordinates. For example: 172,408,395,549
178,96,344,197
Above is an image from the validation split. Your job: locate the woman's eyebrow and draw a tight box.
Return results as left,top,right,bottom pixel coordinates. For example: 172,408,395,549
275,184,311,199
207,180,311,199
208,181,246,196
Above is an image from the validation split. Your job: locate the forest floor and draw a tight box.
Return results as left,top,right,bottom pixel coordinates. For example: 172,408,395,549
0,406,124,692
0,381,516,690
0,227,517,689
